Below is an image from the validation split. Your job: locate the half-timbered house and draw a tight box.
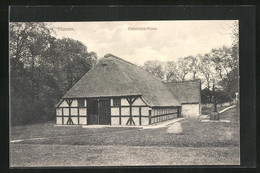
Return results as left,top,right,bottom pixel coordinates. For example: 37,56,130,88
164,80,201,117
55,54,181,126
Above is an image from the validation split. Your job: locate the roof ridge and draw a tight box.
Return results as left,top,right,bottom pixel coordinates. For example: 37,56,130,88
163,79,201,84
104,53,164,82
104,53,132,64
104,53,144,70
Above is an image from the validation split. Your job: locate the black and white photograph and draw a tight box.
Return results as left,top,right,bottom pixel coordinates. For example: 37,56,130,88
9,17,241,166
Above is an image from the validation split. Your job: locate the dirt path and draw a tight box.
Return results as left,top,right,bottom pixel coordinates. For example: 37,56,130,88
219,105,236,114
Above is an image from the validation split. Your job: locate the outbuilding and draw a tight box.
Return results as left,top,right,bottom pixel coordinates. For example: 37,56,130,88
164,80,201,117
55,54,181,126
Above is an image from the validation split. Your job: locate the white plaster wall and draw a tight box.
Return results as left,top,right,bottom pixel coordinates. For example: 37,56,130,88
111,117,120,125
141,107,149,116
142,117,149,126
79,117,87,124
79,108,87,116
121,98,129,106
59,100,68,107
111,107,119,115
71,100,77,107
71,108,78,115
121,117,129,125
63,108,69,116
132,117,139,125
56,117,62,124
56,99,88,125
56,108,62,115
132,97,146,106
121,107,130,115
63,117,69,124
110,98,113,106
72,117,78,124
132,107,139,116
182,104,200,117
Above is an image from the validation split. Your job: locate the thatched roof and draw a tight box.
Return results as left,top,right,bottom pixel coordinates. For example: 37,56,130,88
62,54,180,107
164,80,201,104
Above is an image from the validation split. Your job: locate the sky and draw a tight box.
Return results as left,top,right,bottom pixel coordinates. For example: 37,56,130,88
52,20,237,66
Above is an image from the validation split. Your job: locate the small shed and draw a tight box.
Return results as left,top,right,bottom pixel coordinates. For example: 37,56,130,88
55,54,181,126
164,80,201,117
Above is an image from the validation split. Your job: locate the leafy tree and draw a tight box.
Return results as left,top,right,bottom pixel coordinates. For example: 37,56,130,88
198,54,215,90
164,61,181,82
185,55,200,80
10,22,53,124
218,68,239,98
211,46,238,96
177,57,190,81
231,21,239,61
10,22,97,125
143,60,164,79
215,89,233,106
201,87,213,104
43,38,97,96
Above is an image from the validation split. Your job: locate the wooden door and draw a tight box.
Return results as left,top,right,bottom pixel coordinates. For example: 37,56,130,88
98,99,111,125
87,100,99,125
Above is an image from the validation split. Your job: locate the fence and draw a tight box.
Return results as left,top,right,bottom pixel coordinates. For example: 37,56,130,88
149,107,180,125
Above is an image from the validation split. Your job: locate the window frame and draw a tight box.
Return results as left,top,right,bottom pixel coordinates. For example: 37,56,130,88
113,98,121,107
78,99,85,107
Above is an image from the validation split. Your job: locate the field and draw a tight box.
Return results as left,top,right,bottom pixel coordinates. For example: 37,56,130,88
10,107,240,167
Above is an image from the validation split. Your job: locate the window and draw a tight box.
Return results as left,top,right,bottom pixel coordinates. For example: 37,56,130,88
113,98,121,107
78,99,85,107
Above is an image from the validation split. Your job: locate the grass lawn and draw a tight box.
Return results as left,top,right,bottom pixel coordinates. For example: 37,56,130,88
10,144,239,166
10,107,240,166
10,122,138,140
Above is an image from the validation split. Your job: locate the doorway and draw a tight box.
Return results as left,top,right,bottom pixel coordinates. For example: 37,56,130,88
87,99,111,125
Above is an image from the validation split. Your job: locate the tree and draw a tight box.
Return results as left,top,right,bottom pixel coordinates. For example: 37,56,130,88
44,38,97,94
10,22,53,124
164,61,182,82
185,55,200,80
177,57,190,81
143,60,164,79
198,54,218,103
10,22,98,125
231,21,239,61
230,21,239,97
211,46,238,96
215,89,233,106
10,22,53,101
201,87,213,104
198,54,216,90
218,68,239,98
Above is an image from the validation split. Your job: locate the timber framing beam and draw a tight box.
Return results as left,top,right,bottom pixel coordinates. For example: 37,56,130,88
126,96,138,125
119,100,122,125
139,107,142,125
65,99,74,125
